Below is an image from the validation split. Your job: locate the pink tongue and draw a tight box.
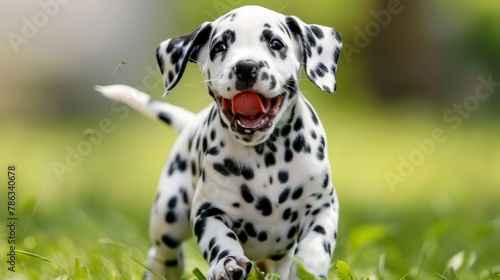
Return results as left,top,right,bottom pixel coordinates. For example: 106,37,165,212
232,91,265,116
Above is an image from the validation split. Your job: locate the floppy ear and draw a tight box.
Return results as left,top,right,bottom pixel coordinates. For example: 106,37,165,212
286,16,342,93
156,22,213,94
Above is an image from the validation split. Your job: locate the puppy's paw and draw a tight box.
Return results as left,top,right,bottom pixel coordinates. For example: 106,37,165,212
207,255,252,280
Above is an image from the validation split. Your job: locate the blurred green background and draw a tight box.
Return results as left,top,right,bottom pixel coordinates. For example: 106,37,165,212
1,0,499,279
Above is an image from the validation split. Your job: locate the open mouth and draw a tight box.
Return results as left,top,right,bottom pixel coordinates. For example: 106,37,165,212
218,91,285,134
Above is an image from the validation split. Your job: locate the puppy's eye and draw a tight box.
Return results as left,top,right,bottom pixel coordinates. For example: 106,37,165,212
269,38,284,51
212,42,227,54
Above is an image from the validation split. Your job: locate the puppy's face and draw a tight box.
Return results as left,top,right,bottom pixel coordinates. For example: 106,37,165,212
203,8,301,144
156,5,342,145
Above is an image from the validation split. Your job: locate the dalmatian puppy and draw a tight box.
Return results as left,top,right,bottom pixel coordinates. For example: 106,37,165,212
96,5,342,280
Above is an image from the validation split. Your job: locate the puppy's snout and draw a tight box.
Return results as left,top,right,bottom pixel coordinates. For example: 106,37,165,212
234,60,259,82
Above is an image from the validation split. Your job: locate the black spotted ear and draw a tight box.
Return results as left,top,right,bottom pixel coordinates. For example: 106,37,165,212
156,22,212,95
286,16,342,93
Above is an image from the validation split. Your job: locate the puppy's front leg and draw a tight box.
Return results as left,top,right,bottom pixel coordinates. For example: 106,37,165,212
292,202,339,279
193,202,252,280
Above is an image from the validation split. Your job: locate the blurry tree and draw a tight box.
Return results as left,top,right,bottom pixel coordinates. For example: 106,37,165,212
365,0,500,109
366,0,440,101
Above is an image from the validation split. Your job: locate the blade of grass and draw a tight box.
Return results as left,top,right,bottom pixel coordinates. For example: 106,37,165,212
75,257,90,280
336,260,354,280
129,255,167,280
250,262,267,280
193,268,206,280
415,249,427,279
16,249,66,273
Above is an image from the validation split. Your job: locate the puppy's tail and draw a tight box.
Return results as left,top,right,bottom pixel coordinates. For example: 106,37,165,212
94,84,195,132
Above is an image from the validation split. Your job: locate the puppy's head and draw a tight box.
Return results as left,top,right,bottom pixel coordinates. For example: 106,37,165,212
156,5,342,145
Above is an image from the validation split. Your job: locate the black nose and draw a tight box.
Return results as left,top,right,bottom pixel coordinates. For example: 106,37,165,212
234,60,259,82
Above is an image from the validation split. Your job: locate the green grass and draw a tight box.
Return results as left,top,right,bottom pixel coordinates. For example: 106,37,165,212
1,101,500,280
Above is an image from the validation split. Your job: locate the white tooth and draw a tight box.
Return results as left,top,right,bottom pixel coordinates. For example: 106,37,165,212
245,129,251,133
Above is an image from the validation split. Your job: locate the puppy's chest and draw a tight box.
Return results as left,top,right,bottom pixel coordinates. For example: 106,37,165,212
200,128,332,258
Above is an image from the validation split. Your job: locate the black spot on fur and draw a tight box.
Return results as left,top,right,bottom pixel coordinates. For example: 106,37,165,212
292,186,304,200
309,70,317,80
270,253,286,261
293,117,303,131
165,259,178,267
156,46,165,74
278,170,289,183
333,29,342,43
238,231,248,244
292,134,306,152
165,212,176,223
241,184,254,203
241,166,254,180
315,63,329,78
261,71,269,81
254,144,264,155
281,124,292,137
166,69,175,84
333,47,341,64
305,28,317,47
310,25,324,39
208,237,216,250
322,174,329,188
168,196,177,209
317,46,323,55
264,153,276,167
244,223,257,238
168,154,188,176
225,158,240,175
217,250,230,262
283,208,292,220
162,234,180,248
287,225,297,239
233,220,242,229
313,225,326,235
191,161,197,176
209,245,220,263
311,130,317,139
255,196,272,216
284,149,293,162
180,188,188,204
317,144,325,161
278,187,291,204
260,29,273,43
227,232,237,240
206,146,219,156
322,240,332,255
285,17,301,40
210,128,216,141
266,141,277,152
258,231,268,241
269,75,277,90
213,162,230,176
